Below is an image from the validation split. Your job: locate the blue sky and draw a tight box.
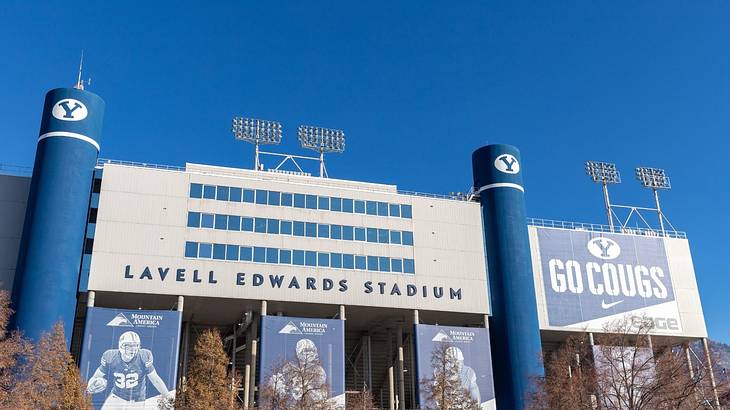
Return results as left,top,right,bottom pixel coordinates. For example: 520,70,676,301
1,1,728,343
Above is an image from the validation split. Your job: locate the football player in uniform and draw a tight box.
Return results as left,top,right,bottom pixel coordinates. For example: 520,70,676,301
86,331,173,409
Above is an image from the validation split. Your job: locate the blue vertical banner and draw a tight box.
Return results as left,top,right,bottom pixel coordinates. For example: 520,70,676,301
79,307,182,409
260,316,345,409
415,324,496,410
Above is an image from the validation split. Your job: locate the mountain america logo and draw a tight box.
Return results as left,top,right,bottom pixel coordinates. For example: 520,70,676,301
279,321,303,334
431,330,452,342
51,99,88,121
106,313,134,327
493,154,520,174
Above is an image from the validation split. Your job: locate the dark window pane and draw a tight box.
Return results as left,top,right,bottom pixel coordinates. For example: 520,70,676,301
213,244,226,260
392,258,403,273
242,217,254,232
379,257,391,272
330,225,342,240
331,253,342,268
187,212,201,228
189,183,203,198
226,245,239,261
243,189,255,203
318,196,329,210
240,247,253,261
215,214,227,230
253,247,266,262
279,249,292,264
293,221,305,236
229,187,242,202
267,219,280,234
367,256,378,271
255,190,268,205
401,205,413,219
318,252,330,267
342,198,354,213
343,254,355,269
354,200,365,214
389,203,400,217
268,191,281,206
87,208,98,223
185,241,198,257
305,194,317,209
281,193,293,207
199,243,212,258
266,248,279,264
201,213,214,228
203,185,216,199
330,197,342,212
293,250,305,265
280,220,293,235
404,259,415,273
342,225,354,241
318,224,329,238
216,186,230,201
366,201,377,215
390,231,402,244
305,222,317,238
366,228,377,243
355,227,366,241
255,218,267,233
228,215,241,231
355,255,366,270
305,251,317,266
294,194,306,208
378,229,389,244
377,202,388,216
402,231,414,246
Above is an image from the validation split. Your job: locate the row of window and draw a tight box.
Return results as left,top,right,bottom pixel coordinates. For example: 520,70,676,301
184,241,416,274
187,212,414,246
189,183,413,219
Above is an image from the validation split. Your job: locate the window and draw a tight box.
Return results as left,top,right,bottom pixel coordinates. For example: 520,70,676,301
185,241,198,257
390,231,402,245
354,200,365,214
201,213,214,228
213,244,226,260
199,243,212,258
318,224,330,238
203,185,216,199
189,183,203,198
377,202,388,216
401,205,413,219
216,186,229,201
378,229,389,244
367,256,378,271
266,248,278,264
226,245,239,261
402,231,414,246
355,255,366,270
255,218,267,233
330,224,342,240
318,252,330,267
229,187,242,202
343,254,355,269
215,214,227,230
331,253,342,268
342,225,354,241
355,227,366,241
187,212,201,228
253,247,266,263
281,193,293,207
389,203,400,217
228,215,241,231
293,250,305,265
379,257,391,272
240,247,253,261
267,219,280,234
342,198,354,213
391,258,403,273
366,201,377,215
305,194,317,209
293,221,305,236
243,189,255,203
294,194,306,208
305,222,317,238
268,191,281,206
242,217,254,232
318,196,329,210
404,259,415,274
305,251,317,266
366,228,377,243
279,249,292,264
330,197,342,212
255,190,267,205
280,220,293,235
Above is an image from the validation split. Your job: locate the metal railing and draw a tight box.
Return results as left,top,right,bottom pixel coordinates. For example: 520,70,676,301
0,164,33,177
397,190,474,202
527,217,687,239
96,158,185,172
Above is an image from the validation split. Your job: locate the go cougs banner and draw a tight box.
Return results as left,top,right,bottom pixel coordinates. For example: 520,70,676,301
79,307,182,409
415,324,496,410
535,227,681,332
260,316,345,409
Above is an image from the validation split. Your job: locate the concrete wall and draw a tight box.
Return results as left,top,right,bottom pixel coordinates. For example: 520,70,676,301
0,174,31,291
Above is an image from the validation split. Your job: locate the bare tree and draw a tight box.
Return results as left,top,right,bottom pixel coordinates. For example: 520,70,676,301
0,290,31,407
420,342,481,410
345,387,377,410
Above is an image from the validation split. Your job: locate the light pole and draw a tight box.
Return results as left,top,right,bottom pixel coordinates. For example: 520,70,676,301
585,161,621,231
635,167,671,236
297,125,345,177
232,117,283,171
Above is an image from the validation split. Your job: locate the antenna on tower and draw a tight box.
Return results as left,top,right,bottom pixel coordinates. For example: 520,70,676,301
74,51,91,90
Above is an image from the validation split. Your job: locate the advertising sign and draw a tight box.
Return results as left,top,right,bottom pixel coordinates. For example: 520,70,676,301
535,227,681,332
259,316,345,409
79,307,182,409
415,324,496,410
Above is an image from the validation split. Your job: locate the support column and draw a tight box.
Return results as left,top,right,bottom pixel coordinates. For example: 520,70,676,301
249,339,258,407
87,291,95,307
261,300,267,317
339,305,346,321
388,366,395,410
397,327,405,410
177,295,184,312
243,364,251,409
413,309,419,325
702,338,720,407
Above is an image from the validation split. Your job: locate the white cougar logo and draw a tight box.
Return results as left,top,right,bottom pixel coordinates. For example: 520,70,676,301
587,237,621,260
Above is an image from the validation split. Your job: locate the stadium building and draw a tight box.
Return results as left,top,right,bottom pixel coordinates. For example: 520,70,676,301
0,85,718,409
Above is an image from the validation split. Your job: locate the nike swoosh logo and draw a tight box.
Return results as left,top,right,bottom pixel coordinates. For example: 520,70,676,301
601,300,624,309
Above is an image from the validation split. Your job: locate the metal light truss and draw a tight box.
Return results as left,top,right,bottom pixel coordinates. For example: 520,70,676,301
297,125,346,153
585,161,621,184
635,167,671,189
232,117,283,145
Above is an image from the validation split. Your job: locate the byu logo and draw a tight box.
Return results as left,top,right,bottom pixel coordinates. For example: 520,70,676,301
51,99,88,121
587,237,621,260
493,154,520,174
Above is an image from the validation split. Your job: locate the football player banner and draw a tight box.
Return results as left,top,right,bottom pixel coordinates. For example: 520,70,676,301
79,307,182,409
415,324,496,410
259,316,345,409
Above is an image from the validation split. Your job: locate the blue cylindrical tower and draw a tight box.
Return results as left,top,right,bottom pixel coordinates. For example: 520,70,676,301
472,144,544,409
12,87,104,346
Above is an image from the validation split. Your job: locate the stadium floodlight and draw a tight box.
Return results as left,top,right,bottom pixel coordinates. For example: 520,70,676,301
585,161,621,231
232,117,283,170
297,125,346,177
635,167,671,236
